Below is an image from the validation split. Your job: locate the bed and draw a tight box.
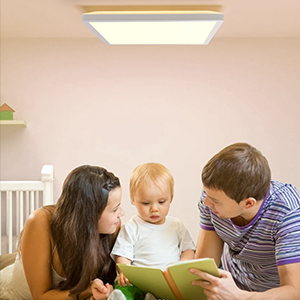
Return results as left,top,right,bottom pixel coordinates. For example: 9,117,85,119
0,165,54,255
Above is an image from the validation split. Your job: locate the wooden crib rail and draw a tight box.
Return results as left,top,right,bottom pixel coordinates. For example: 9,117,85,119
0,165,54,254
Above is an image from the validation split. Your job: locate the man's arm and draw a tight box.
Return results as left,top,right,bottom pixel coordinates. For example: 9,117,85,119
195,229,224,267
190,262,300,300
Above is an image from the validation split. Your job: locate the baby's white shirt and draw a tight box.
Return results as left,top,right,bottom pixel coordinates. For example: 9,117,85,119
111,215,195,268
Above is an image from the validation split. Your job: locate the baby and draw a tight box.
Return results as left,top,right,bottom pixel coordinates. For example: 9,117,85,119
110,163,195,300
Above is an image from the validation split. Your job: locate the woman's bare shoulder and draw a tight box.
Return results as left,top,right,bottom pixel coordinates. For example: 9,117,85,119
24,205,55,231
20,206,56,253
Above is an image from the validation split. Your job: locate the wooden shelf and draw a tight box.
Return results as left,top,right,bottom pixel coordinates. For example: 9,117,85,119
0,120,27,127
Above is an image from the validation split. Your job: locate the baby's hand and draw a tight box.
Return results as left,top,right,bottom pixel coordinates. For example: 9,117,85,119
117,272,131,287
91,279,113,300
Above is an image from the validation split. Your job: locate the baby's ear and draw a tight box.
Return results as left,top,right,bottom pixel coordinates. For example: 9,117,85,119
131,197,135,205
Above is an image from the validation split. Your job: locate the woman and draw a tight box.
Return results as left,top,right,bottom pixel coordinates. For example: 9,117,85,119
0,165,124,300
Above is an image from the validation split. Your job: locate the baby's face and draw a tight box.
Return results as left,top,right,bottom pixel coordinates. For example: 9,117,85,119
132,180,172,225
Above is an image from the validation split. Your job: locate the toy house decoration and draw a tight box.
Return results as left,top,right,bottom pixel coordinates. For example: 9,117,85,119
0,103,26,126
0,103,15,120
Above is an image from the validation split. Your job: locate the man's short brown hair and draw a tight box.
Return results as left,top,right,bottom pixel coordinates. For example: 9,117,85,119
202,143,271,202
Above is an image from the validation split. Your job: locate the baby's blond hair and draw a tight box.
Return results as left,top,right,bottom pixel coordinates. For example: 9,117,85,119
130,163,174,200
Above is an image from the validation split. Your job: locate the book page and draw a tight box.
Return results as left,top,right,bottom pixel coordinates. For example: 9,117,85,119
117,264,175,299
167,258,220,300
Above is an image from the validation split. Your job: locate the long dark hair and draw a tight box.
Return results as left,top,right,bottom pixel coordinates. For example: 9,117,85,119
51,165,120,297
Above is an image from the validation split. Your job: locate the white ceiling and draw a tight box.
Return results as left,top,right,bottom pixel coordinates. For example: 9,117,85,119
1,0,300,39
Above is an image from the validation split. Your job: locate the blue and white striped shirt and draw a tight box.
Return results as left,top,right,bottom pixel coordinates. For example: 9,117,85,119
199,180,300,292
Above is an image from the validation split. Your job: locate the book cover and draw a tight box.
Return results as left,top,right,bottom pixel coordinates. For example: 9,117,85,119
117,258,220,300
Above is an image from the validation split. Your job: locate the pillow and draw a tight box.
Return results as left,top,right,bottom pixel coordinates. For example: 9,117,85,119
0,252,17,270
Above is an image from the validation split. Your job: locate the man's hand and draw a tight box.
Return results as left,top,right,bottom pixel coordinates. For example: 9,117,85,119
190,268,245,300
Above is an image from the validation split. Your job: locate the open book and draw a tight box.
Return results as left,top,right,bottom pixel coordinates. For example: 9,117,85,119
117,258,220,300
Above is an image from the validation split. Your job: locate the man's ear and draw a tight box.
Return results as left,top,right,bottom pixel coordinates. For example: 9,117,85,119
244,197,257,209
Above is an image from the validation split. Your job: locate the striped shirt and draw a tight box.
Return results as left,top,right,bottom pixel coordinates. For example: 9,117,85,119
199,180,300,292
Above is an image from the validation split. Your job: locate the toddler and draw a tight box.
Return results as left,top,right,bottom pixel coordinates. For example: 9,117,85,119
110,163,195,300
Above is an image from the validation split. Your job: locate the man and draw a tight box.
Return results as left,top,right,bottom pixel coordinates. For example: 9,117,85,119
192,143,300,299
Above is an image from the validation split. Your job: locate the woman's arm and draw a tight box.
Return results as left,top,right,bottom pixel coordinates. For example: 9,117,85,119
21,208,105,300
21,208,77,299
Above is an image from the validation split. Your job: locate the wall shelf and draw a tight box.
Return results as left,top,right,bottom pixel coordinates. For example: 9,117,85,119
0,120,27,127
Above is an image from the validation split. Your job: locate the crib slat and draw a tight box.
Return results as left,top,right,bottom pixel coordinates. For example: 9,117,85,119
30,191,35,213
26,191,29,221
0,191,2,255
20,191,24,232
7,191,13,253
36,191,39,210
16,191,19,235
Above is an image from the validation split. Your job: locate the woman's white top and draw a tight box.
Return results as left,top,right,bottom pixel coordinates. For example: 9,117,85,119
0,252,66,300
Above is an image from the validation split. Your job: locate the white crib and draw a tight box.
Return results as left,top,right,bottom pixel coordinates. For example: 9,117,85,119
0,165,54,254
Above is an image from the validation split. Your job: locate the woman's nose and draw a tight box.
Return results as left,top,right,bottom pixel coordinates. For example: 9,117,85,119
119,207,125,216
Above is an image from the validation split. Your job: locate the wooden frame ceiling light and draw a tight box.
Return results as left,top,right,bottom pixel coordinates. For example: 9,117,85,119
82,7,224,45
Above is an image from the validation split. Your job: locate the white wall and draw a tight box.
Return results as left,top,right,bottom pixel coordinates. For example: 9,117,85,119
1,37,300,243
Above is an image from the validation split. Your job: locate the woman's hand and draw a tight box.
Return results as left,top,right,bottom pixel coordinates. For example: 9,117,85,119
190,268,245,300
90,279,113,300
117,272,130,287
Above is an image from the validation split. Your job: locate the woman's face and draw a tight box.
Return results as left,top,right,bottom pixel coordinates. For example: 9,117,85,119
98,187,124,234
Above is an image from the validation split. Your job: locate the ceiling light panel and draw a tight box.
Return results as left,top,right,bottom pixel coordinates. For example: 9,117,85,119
82,11,224,45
